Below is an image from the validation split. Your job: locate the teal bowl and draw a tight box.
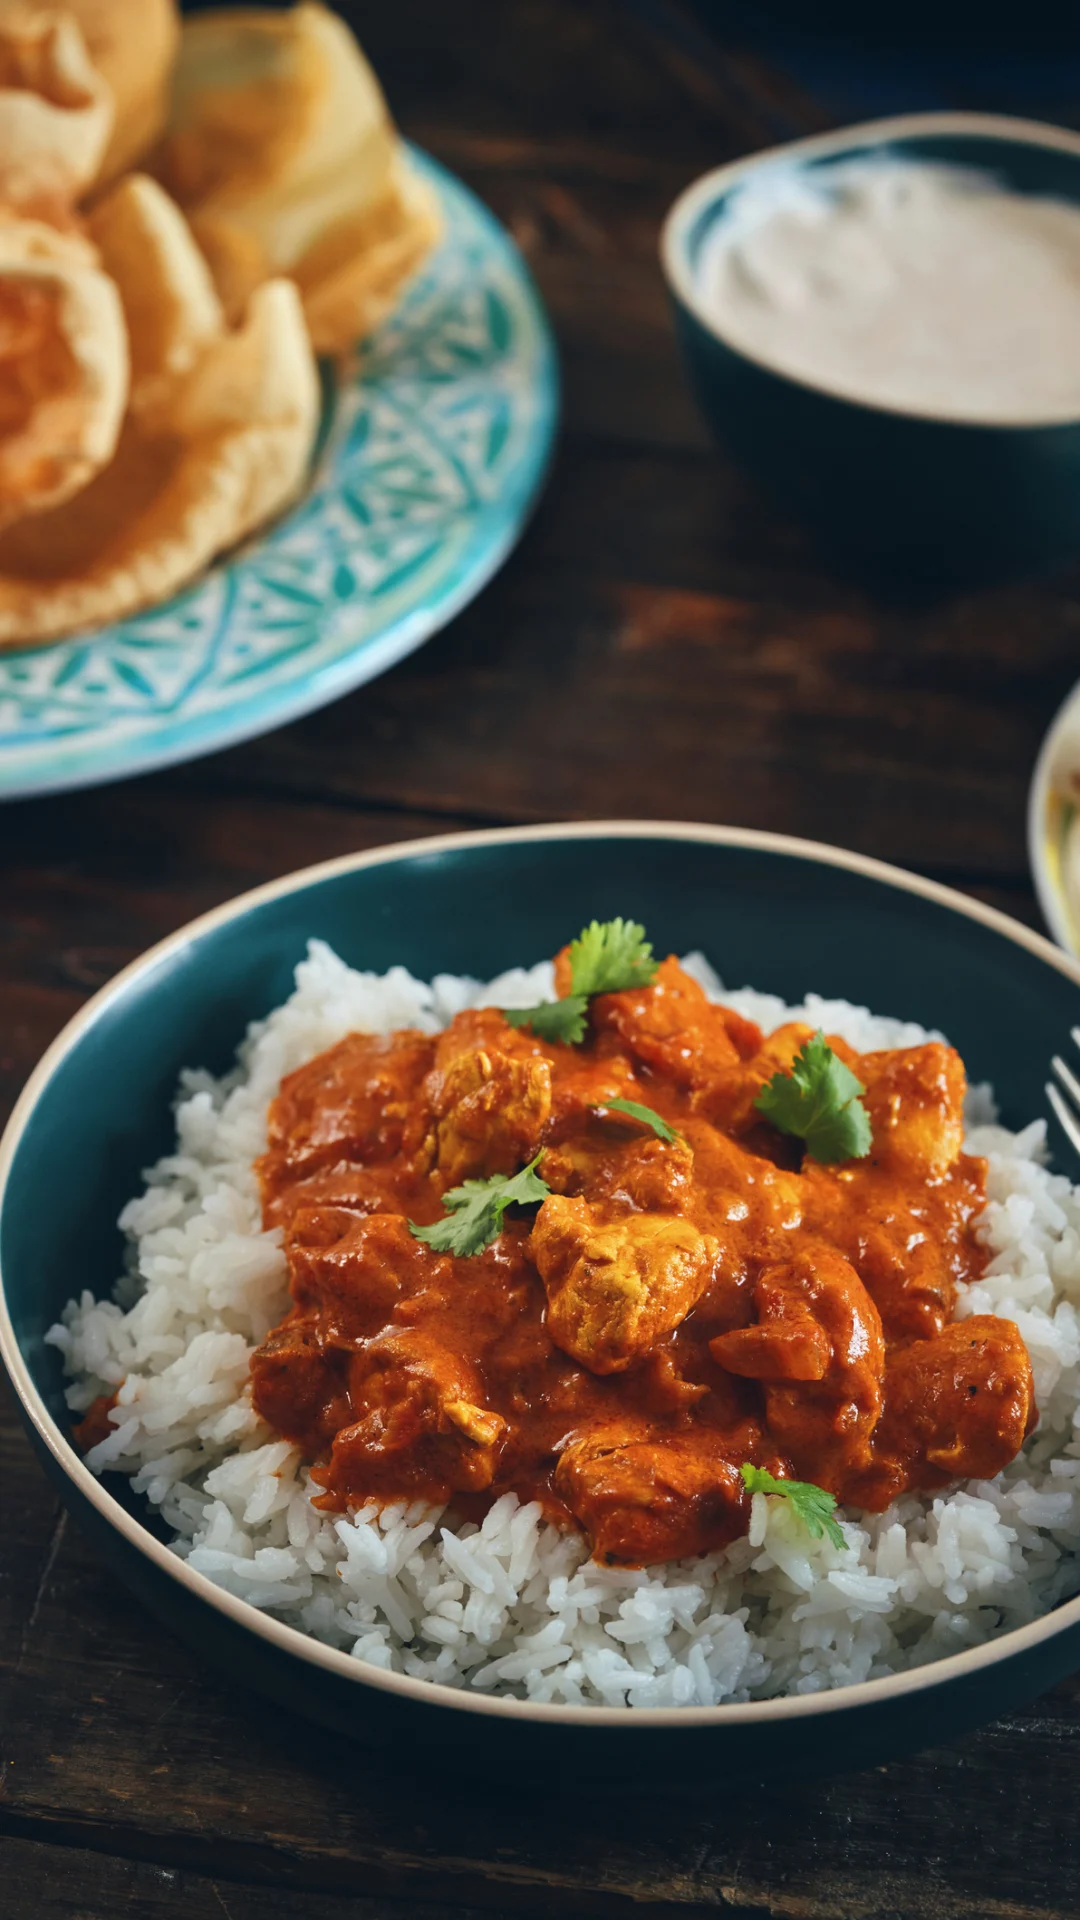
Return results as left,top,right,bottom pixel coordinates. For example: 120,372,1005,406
661,112,1080,584
5,821,1080,1786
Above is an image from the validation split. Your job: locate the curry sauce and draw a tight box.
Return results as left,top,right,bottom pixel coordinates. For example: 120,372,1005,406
250,956,1036,1566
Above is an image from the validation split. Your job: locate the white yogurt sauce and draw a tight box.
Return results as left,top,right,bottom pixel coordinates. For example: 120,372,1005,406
696,158,1080,424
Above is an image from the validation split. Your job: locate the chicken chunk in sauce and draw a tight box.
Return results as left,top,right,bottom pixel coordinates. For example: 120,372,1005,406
530,1195,722,1375
424,1009,551,1185
249,952,1036,1567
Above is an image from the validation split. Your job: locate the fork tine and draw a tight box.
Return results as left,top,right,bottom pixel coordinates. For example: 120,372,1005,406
1072,1026,1080,1055
1053,1053,1080,1109
1048,1081,1080,1158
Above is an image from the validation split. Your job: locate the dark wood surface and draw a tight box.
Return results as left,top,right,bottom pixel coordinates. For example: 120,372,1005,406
5,2,1080,1913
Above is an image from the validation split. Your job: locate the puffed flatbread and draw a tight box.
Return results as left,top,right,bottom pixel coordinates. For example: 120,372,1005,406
154,1,440,354
0,210,128,532
0,207,97,269
297,149,441,355
47,0,181,187
0,267,319,647
0,8,113,212
88,173,223,419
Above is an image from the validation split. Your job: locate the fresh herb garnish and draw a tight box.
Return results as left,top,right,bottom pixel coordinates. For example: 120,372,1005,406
753,1030,872,1165
567,918,658,997
503,918,658,1046
604,1097,681,1143
505,997,589,1046
740,1463,845,1550
409,1154,551,1258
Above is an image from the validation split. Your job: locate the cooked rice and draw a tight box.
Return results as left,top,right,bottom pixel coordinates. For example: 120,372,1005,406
47,942,1080,1708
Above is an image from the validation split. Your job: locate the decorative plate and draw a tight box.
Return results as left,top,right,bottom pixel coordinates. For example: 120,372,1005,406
0,151,558,801
1029,678,1080,955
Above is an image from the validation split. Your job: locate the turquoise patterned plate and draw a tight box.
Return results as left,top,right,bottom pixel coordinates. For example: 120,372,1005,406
0,151,557,800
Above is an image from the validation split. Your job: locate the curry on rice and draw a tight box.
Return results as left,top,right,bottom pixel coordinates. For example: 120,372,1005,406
248,930,1036,1567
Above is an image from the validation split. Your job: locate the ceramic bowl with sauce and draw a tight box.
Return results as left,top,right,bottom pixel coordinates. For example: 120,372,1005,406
6,822,1080,1785
661,112,1080,584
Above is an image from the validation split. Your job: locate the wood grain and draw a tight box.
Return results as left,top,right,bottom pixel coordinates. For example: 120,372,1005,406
5,1,1080,1914
172,448,1080,881
0,1834,498,1920
4,1356,1080,1920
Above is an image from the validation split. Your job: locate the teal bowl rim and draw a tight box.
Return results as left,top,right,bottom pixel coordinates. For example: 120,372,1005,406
660,109,1080,432
6,817,1080,1731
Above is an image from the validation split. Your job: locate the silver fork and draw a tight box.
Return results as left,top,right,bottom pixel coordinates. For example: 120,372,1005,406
1048,1034,1080,1155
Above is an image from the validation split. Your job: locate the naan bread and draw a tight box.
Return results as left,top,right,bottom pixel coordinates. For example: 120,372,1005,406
0,187,319,647
0,8,112,212
154,1,440,354
0,209,128,531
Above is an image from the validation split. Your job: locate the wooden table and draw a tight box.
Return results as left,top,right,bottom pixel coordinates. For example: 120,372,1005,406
5,3,1080,1914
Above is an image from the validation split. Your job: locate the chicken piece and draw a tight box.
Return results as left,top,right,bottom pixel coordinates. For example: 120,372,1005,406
545,1052,642,1136
859,1043,967,1180
425,1008,551,1186
259,1029,435,1207
588,957,759,1122
540,1133,695,1214
800,1138,986,1343
684,1121,805,1241
710,1245,885,1487
859,1315,1036,1508
318,1327,507,1503
266,1158,426,1238
847,1215,957,1344
286,1211,438,1338
556,1422,753,1564
287,1203,370,1250
530,1194,721,1375
250,1314,351,1455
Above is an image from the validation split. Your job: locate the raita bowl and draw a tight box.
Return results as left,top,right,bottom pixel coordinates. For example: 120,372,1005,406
5,820,1080,1788
661,112,1080,585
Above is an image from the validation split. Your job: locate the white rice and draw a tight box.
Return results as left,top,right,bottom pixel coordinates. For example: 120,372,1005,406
47,941,1080,1708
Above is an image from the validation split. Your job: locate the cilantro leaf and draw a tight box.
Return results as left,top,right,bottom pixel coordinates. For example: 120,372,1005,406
604,1097,681,1143
753,1030,872,1164
740,1463,846,1550
569,918,658,997
500,919,657,1047
409,1154,550,1258
503,997,588,1045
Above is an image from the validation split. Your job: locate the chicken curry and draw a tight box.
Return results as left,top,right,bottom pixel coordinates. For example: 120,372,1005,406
249,926,1036,1567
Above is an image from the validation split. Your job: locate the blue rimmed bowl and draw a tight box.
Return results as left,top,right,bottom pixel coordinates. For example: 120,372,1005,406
4,820,1080,1787
661,112,1080,583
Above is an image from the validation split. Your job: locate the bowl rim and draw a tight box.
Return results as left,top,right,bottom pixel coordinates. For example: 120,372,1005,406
1028,675,1080,955
6,815,1080,1731
660,109,1080,432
